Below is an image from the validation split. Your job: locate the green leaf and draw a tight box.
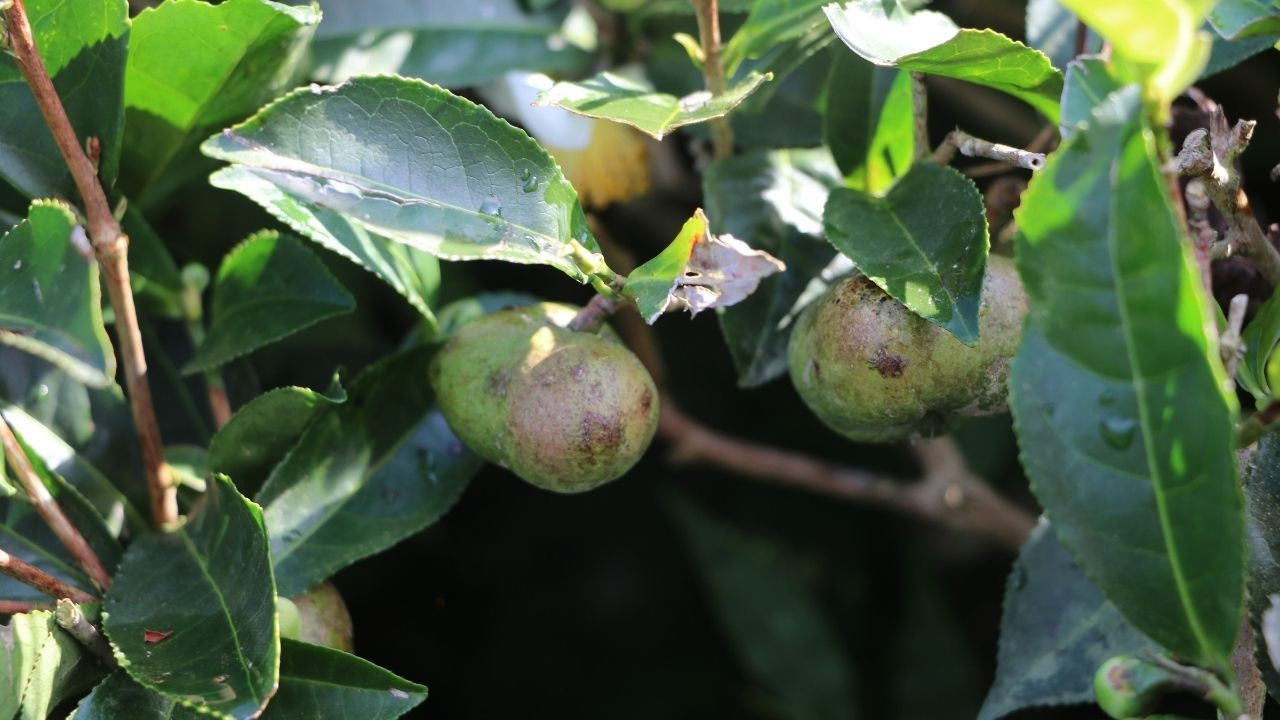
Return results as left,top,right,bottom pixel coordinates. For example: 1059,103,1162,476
824,162,988,344
1243,435,1280,699
121,0,319,199
978,523,1160,720
208,166,440,324
0,610,103,720
0,0,128,199
103,476,278,719
207,384,346,499
1209,0,1280,38
824,54,913,192
703,148,842,387
1202,26,1279,77
1055,0,1213,109
121,208,185,320
1025,0,1102,72
1010,86,1243,672
257,346,481,596
0,201,114,387
722,0,830,75
534,70,770,140
185,231,355,374
823,0,1063,120
1060,56,1124,135
0,403,147,534
623,211,708,323
307,0,590,89
668,495,858,720
201,76,612,286
0,348,94,447
71,672,203,720
0,441,122,604
261,640,427,719
1238,284,1280,407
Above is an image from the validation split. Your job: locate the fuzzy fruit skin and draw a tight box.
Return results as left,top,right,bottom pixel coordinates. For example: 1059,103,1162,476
787,255,1026,442
431,303,658,493
1093,655,1170,719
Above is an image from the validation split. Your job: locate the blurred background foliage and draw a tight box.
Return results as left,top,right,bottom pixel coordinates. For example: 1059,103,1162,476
8,0,1280,716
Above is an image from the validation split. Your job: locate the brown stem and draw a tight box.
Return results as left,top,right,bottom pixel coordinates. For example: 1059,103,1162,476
659,405,1033,549
0,600,51,614
691,0,733,158
4,0,176,529
0,416,111,589
0,546,96,602
911,72,929,161
207,379,232,429
1175,107,1280,288
1073,20,1089,57
569,292,624,333
55,598,118,668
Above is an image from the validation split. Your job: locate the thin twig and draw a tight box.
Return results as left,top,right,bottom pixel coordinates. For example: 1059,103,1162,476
3,0,176,528
0,547,95,602
0,416,111,589
569,292,624,333
660,405,1034,548
911,72,929,161
1221,293,1249,383
690,0,733,159
935,129,1045,170
55,599,118,668
1175,106,1280,287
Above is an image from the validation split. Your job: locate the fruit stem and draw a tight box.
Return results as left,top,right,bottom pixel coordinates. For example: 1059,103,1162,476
569,293,623,333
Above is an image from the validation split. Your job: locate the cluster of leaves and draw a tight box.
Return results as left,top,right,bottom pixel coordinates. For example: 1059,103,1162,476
1,0,1280,717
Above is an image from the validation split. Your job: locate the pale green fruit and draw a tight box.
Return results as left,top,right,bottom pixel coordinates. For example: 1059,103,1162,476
787,255,1026,442
277,596,302,642
1093,655,1172,719
431,303,659,493
289,581,354,653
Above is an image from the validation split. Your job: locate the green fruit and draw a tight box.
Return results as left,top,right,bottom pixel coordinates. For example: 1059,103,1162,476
1093,655,1172,719
277,596,302,642
289,581,354,653
431,302,659,493
787,254,1026,442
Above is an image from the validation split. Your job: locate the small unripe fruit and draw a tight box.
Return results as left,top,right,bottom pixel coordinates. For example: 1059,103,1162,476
283,582,354,653
787,255,1026,442
1093,655,1172,719
431,303,659,493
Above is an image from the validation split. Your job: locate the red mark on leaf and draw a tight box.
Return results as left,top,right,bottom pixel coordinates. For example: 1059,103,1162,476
143,629,173,643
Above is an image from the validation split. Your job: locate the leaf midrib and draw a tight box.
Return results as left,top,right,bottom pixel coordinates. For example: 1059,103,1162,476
173,528,263,706
878,191,977,340
229,149,560,251
1105,134,1219,668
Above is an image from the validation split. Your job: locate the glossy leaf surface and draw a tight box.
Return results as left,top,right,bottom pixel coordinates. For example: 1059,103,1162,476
1011,86,1243,672
201,76,611,285
104,477,278,719
186,232,355,373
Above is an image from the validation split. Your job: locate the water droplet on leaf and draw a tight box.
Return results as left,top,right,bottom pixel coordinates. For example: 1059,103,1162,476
1099,416,1136,450
522,175,539,193
478,197,502,217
